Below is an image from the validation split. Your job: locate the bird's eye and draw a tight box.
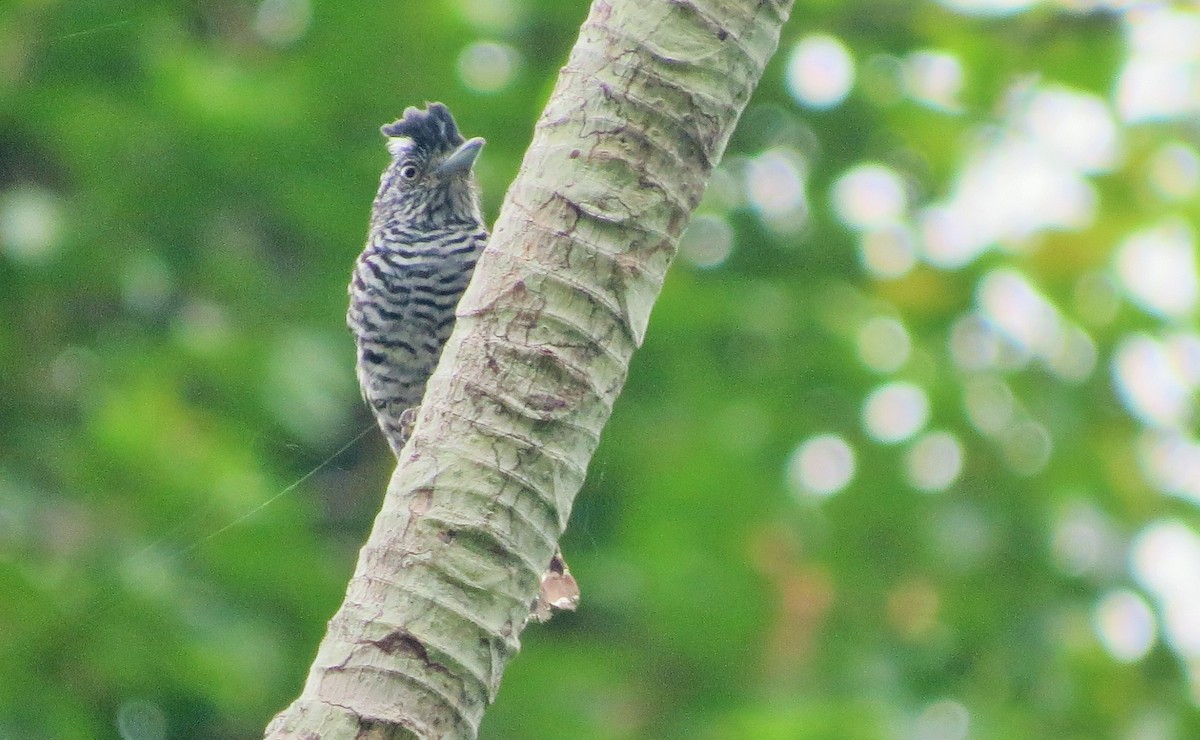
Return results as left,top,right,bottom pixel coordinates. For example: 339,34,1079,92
400,164,419,180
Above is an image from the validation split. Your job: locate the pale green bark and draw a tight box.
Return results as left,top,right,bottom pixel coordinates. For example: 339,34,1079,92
265,0,793,737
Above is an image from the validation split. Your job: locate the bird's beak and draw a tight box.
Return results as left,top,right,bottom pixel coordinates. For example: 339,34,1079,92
436,137,485,178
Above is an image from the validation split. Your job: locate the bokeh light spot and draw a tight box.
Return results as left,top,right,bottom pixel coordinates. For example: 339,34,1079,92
1132,520,1200,660
938,0,1035,15
457,0,523,32
1116,9,1200,122
1026,85,1120,174
1052,502,1119,578
1117,58,1192,123
1000,420,1052,476
785,34,854,110
977,272,1064,362
457,41,521,93
745,147,808,233
1137,431,1200,506
1148,141,1200,201
0,186,62,264
904,50,964,111
918,205,977,269
860,224,918,279
1112,334,1193,430
914,698,970,740
679,213,734,269
976,269,1093,381
831,163,907,230
1164,332,1200,389
863,382,930,444
1094,590,1156,663
949,314,1002,372
906,431,963,492
1115,219,1198,320
254,0,312,46
702,166,744,211
918,82,1105,269
788,434,855,498
857,316,911,373
1047,326,1098,383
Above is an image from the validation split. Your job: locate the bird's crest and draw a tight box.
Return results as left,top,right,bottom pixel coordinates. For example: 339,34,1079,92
380,103,464,156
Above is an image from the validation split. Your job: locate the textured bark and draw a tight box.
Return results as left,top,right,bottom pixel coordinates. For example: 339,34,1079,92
266,0,793,737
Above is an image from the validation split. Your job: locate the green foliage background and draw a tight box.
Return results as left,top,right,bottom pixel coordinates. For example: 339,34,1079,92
2,0,1198,738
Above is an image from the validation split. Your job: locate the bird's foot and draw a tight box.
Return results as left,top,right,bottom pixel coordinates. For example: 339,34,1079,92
385,406,419,457
398,406,417,441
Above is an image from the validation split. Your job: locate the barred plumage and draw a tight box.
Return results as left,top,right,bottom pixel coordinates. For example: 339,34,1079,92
348,103,488,455
347,102,578,621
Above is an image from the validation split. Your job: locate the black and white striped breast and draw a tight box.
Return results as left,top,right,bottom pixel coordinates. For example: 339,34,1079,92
348,223,487,409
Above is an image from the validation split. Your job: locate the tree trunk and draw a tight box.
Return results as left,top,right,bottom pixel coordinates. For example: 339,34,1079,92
265,0,793,737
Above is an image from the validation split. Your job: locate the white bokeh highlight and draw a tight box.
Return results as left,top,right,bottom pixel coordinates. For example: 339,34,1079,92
1137,431,1200,507
788,434,856,498
1112,334,1194,430
863,382,930,444
859,225,918,279
457,0,523,33
976,269,1097,382
938,0,1035,15
905,50,965,111
1148,142,1200,201
745,147,808,233
254,0,312,46
457,41,521,93
1116,9,1200,122
785,34,855,110
918,84,1117,268
1115,219,1198,320
1094,589,1156,663
1026,85,1121,174
0,186,62,264
906,431,964,492
1132,521,1200,662
832,163,907,230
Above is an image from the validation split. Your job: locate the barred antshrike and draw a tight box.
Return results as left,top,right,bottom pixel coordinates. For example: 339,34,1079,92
348,102,487,453
347,102,577,621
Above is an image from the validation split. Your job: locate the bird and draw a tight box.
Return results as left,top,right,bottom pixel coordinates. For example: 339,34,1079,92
347,102,577,622
348,102,488,455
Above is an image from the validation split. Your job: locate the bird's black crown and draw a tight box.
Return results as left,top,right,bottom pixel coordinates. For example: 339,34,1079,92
380,103,464,156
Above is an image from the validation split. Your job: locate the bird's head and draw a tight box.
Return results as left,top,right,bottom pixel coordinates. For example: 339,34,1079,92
376,103,485,227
